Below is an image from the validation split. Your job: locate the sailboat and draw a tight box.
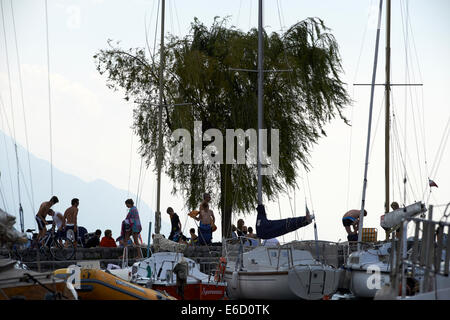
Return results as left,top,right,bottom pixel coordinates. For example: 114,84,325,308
344,0,427,298
222,0,342,300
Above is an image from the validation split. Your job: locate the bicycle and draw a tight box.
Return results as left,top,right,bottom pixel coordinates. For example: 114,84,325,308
13,227,76,262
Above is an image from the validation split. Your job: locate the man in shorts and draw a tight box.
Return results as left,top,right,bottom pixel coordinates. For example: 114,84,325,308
64,198,79,247
35,196,59,244
342,209,367,241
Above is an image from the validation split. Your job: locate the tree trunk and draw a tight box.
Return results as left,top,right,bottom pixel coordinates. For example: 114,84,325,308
220,163,233,239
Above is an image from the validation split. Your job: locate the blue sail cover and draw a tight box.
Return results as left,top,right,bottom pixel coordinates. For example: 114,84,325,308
255,204,311,240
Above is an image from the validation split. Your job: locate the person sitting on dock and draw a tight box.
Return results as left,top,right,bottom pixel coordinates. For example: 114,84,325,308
342,209,367,241
35,196,59,245
167,207,182,242
64,198,79,247
247,227,259,246
86,229,102,248
100,229,117,247
189,228,198,245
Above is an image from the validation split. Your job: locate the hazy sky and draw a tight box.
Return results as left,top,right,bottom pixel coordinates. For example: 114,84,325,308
1,0,449,243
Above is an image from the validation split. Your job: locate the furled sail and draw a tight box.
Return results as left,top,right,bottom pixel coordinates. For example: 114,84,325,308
255,204,311,240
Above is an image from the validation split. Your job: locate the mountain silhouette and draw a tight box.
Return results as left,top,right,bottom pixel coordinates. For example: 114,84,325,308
0,130,170,245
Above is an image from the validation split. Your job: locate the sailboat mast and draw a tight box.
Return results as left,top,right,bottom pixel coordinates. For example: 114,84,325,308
257,0,264,205
384,0,391,238
358,0,384,247
155,0,165,235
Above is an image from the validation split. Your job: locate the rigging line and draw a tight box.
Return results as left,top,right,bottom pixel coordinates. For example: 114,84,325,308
248,0,252,31
144,0,157,62
304,168,314,215
277,0,286,30
400,2,426,193
401,2,429,182
368,92,385,159
407,86,425,192
168,0,174,39
126,130,134,198
172,0,182,37
400,0,410,207
0,95,17,214
276,194,286,243
18,165,34,220
353,0,374,85
10,0,35,213
390,91,397,201
137,162,149,209
392,114,419,201
345,95,355,209
135,156,144,207
153,0,160,60
236,0,243,27
44,0,54,195
1,0,22,216
298,170,309,240
428,116,450,179
282,180,300,241
391,103,418,195
431,116,450,180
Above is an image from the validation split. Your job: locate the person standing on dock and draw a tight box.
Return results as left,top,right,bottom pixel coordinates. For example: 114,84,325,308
35,196,59,245
64,198,79,247
195,201,215,245
124,199,143,259
167,207,182,242
342,209,367,241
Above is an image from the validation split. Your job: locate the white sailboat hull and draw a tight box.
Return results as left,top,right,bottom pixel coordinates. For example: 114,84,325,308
224,270,295,300
223,246,341,300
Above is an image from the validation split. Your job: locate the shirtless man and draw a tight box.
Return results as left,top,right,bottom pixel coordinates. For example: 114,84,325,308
195,201,215,245
35,196,59,243
64,198,79,247
342,209,367,240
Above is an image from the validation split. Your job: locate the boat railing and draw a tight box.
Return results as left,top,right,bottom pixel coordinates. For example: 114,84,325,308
391,204,450,298
156,260,175,282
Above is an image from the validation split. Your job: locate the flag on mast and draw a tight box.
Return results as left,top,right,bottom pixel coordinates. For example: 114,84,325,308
429,179,438,188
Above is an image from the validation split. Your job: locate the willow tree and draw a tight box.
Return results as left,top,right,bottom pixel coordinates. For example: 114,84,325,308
94,17,350,238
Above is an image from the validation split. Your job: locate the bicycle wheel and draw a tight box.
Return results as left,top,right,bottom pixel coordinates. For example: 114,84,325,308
50,237,75,261
66,229,75,242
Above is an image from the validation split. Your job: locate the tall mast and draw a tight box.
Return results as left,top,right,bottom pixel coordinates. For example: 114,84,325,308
257,0,264,205
384,0,391,233
358,0,383,248
155,0,165,235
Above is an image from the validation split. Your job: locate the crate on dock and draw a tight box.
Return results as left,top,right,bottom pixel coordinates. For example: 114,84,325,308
361,228,377,242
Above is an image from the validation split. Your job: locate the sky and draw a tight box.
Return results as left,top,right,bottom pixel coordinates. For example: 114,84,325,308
0,0,449,244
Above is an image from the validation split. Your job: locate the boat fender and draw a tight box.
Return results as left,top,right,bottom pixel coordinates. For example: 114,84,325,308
231,271,239,290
